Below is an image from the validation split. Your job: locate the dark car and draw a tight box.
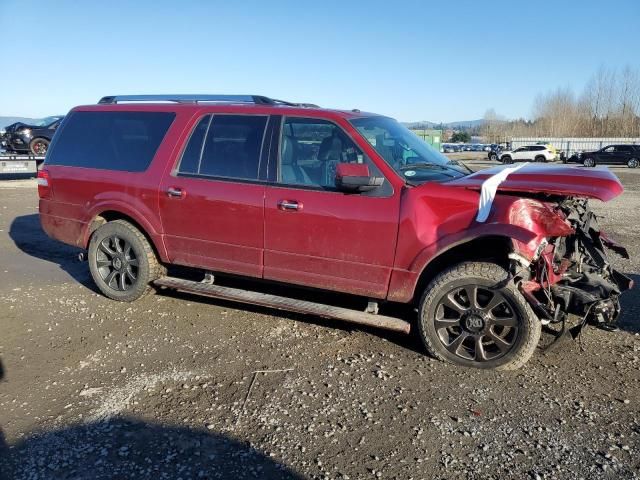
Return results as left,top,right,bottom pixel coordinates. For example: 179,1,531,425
0,116,64,155
487,144,502,161
573,144,640,168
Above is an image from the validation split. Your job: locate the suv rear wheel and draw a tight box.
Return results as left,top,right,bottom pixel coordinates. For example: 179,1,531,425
418,262,541,370
628,158,639,168
88,220,165,302
534,155,546,163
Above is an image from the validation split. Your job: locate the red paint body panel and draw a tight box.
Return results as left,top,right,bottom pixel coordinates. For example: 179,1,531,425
448,163,624,201
39,102,627,306
159,177,265,277
263,186,400,298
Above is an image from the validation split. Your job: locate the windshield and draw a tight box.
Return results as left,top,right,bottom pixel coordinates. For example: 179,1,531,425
350,116,469,183
32,116,62,127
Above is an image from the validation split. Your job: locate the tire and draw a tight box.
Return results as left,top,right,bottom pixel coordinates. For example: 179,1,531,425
418,262,541,370
29,138,49,155
583,157,595,167
628,158,639,168
88,220,165,302
534,155,546,163
489,153,498,161
501,155,513,164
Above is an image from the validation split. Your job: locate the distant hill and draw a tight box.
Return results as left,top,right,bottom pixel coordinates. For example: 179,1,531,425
403,119,484,129
0,116,36,129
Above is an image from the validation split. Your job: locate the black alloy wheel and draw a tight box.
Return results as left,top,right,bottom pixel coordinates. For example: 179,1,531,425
433,285,518,363
88,220,165,302
95,235,139,292
418,262,540,370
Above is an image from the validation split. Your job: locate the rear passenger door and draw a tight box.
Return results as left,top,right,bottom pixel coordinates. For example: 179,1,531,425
614,145,633,163
159,114,269,278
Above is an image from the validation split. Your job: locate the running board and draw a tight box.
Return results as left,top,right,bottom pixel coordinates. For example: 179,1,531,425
154,276,411,334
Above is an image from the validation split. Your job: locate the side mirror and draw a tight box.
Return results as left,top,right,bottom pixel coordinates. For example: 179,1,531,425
335,163,384,193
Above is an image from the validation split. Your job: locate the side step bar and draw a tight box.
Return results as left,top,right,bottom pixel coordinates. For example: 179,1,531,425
154,277,411,334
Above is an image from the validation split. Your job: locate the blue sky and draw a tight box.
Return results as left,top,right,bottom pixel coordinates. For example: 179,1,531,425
1,0,639,122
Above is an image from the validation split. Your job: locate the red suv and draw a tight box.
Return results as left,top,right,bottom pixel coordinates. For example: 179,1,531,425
38,95,632,370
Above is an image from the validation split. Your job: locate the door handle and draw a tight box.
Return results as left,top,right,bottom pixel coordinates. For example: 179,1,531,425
167,187,185,198
278,200,302,211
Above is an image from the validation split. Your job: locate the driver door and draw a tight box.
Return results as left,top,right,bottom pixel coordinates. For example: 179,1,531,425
263,116,400,299
512,147,529,161
596,146,615,163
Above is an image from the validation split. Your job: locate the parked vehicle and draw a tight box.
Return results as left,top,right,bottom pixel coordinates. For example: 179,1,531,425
442,144,456,153
0,116,64,155
536,142,557,157
499,145,556,163
38,94,631,370
570,144,640,168
488,144,502,161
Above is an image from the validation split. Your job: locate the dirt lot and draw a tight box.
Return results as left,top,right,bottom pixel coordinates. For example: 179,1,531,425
0,160,639,479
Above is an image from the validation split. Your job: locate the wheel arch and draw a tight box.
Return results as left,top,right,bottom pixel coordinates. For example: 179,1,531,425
85,209,169,262
411,235,512,303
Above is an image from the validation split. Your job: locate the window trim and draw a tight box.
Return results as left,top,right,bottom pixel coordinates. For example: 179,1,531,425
271,115,392,197
173,113,270,183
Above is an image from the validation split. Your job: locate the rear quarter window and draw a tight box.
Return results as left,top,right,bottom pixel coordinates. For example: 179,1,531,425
46,111,175,172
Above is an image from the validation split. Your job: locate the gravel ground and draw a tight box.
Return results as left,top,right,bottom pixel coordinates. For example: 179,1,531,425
0,161,639,479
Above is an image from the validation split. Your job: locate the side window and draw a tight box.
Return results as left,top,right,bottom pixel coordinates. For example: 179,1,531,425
177,115,267,181
617,145,632,153
178,116,210,175
278,117,373,189
46,111,175,172
603,146,615,152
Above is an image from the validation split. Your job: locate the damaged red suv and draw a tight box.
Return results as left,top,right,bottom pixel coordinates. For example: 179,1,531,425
38,95,632,370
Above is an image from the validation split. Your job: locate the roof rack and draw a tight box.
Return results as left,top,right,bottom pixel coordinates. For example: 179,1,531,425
97,94,319,108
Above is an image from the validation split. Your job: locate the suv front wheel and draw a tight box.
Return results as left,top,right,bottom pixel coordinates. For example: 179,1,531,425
418,262,541,370
88,220,165,302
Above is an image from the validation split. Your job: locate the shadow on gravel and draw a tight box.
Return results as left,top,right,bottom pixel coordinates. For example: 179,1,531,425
165,284,426,355
617,273,640,334
0,417,303,480
8,214,93,288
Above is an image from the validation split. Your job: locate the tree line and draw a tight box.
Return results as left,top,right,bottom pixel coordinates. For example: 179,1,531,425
480,66,640,142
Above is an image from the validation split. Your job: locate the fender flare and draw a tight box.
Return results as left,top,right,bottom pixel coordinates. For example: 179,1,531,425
82,201,169,261
385,224,540,303
409,224,538,274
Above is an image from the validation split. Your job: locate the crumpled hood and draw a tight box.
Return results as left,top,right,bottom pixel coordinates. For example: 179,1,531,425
447,163,623,202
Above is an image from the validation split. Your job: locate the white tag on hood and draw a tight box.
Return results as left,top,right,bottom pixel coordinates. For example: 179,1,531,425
476,163,528,223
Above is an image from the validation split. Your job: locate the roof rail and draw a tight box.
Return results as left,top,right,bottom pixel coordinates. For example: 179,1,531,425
97,94,319,107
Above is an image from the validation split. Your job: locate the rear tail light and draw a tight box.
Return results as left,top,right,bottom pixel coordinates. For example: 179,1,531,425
37,169,51,198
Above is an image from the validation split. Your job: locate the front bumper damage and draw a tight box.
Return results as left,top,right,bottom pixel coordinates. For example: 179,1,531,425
512,198,632,338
